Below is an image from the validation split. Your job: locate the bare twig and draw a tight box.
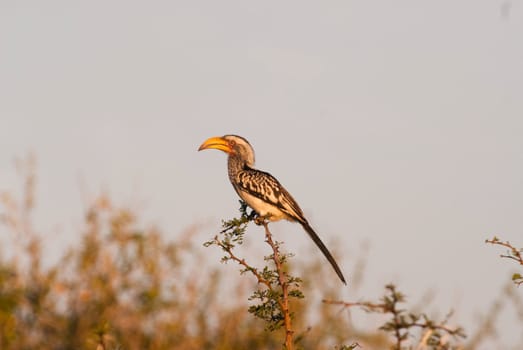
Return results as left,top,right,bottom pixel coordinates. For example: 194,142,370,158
322,299,387,313
485,237,523,265
212,234,272,289
486,237,523,286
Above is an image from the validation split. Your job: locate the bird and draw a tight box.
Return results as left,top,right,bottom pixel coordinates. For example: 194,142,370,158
198,134,346,284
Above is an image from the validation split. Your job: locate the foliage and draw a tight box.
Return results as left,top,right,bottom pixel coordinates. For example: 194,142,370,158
0,158,282,349
0,157,522,349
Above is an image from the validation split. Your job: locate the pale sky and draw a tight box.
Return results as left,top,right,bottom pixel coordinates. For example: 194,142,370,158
1,1,522,348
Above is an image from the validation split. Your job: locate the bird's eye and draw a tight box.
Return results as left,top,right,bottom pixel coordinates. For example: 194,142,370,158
229,139,236,147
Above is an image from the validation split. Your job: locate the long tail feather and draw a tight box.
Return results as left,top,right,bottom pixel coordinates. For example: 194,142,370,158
301,221,347,285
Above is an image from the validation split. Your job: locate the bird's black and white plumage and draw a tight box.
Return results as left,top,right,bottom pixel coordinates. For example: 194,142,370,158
198,134,346,284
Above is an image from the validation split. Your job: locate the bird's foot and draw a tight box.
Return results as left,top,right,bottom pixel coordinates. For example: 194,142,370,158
254,214,270,226
245,209,270,225
247,209,258,221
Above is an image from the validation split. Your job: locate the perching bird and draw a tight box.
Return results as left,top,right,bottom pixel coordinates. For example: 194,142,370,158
198,134,346,284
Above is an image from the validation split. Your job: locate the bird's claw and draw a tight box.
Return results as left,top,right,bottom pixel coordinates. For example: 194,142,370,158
247,209,258,221
246,209,267,225
254,214,271,226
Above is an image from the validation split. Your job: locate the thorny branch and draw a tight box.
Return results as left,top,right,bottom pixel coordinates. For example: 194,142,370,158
323,285,465,350
262,221,294,350
204,202,302,350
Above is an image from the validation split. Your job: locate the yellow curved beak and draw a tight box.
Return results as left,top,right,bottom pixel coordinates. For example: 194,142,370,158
198,136,232,153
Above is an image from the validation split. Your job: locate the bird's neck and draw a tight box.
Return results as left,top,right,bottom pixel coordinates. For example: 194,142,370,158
228,155,250,179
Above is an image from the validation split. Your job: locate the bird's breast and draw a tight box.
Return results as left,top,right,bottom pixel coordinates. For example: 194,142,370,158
237,189,288,221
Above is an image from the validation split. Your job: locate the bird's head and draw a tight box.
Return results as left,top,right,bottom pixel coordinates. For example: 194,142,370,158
198,135,255,167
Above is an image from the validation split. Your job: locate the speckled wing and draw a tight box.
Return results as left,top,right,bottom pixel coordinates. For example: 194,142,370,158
234,168,347,284
234,169,306,222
